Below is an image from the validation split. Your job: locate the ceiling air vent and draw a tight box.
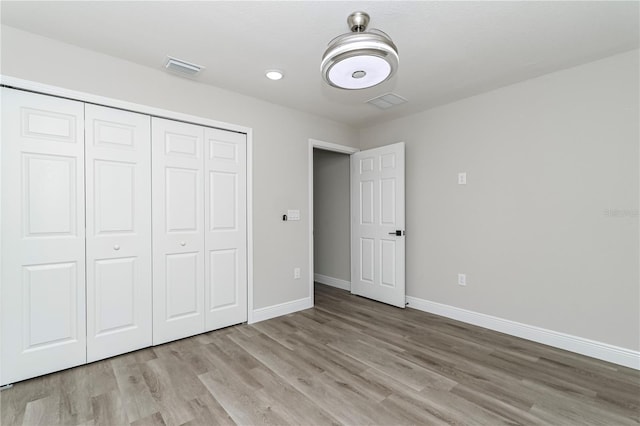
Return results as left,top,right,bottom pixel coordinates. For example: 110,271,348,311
366,92,407,110
164,56,204,77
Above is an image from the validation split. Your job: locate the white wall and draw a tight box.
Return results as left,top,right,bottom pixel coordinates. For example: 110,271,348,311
359,50,639,351
0,25,358,310
313,149,350,282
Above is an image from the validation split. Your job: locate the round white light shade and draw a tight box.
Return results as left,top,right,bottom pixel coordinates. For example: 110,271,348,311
321,28,398,90
265,70,284,80
327,55,391,90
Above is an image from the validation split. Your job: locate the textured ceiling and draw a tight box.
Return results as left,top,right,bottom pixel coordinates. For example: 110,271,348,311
2,1,638,127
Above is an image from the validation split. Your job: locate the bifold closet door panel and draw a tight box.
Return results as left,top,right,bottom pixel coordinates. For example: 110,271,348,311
1,88,86,385
85,104,152,362
204,128,248,330
152,117,205,345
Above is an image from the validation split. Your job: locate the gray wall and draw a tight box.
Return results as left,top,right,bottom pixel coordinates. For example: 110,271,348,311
0,25,359,310
359,50,639,351
313,149,350,282
3,25,638,352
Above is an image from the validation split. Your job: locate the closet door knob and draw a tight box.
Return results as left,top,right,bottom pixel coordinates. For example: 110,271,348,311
180,241,186,246
113,244,120,251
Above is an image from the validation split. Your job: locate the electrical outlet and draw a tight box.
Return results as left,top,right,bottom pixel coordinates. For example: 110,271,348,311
458,273,466,286
458,172,467,185
294,267,301,279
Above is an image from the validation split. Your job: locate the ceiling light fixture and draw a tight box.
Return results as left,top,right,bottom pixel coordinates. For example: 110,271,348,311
321,11,399,90
265,70,284,80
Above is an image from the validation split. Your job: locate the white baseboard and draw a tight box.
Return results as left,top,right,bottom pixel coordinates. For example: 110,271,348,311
406,296,640,370
250,297,313,324
314,273,351,291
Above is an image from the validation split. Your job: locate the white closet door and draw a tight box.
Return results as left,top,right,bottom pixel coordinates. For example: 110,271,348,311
85,104,152,362
152,118,205,344
204,128,247,330
1,88,86,385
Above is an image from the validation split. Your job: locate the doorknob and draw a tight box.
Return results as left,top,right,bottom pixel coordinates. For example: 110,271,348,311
388,230,404,236
180,241,186,246
113,244,120,250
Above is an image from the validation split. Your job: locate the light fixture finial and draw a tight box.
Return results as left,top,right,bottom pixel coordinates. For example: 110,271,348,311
347,11,370,32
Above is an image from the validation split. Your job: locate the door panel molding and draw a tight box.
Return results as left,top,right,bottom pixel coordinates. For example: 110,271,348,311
1,88,86,386
204,128,247,331
351,142,406,308
152,118,206,344
85,104,152,363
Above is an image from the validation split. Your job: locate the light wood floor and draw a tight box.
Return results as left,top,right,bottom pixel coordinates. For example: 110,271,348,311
2,284,639,425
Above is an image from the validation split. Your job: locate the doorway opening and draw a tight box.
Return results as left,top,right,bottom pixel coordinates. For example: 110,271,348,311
308,139,406,308
308,139,358,304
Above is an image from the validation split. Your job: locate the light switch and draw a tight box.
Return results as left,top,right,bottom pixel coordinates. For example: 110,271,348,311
287,209,300,221
458,273,466,286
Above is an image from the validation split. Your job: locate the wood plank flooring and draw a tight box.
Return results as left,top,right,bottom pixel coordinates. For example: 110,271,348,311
2,284,639,425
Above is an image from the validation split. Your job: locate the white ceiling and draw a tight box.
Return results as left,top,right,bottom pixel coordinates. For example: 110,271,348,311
2,1,638,127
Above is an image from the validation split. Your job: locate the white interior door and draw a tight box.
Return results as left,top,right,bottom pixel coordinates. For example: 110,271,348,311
204,128,247,330
85,104,152,362
152,117,205,344
350,142,405,308
1,88,87,385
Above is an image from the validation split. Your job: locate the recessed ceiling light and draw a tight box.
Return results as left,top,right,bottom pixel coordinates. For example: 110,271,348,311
265,70,284,80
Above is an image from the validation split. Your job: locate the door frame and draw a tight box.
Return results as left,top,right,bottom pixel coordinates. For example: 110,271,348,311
0,75,255,324
308,138,359,305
